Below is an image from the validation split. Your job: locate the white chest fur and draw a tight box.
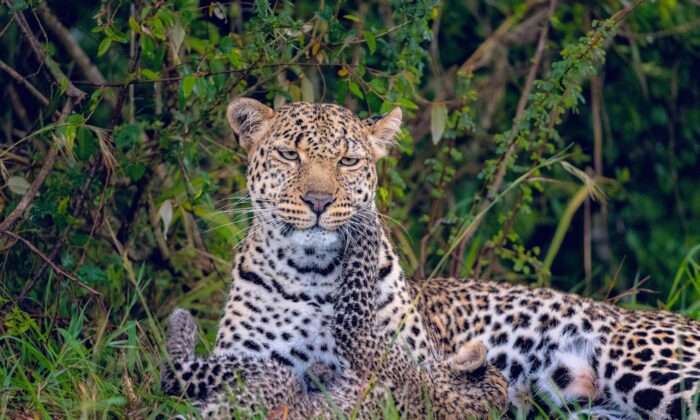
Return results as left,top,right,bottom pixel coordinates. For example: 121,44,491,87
214,227,345,378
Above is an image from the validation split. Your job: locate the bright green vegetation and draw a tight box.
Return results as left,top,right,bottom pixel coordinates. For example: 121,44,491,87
1,0,699,418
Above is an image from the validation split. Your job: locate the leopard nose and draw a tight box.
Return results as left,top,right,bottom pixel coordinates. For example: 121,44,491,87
301,192,335,215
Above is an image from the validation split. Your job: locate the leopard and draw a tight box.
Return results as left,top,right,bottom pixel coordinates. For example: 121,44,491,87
162,216,508,418
164,97,700,419
160,98,508,418
415,279,700,418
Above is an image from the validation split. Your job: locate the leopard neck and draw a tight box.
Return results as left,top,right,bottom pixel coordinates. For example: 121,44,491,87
229,211,402,299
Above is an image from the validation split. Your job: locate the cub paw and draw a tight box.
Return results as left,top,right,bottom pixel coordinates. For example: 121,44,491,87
446,340,488,374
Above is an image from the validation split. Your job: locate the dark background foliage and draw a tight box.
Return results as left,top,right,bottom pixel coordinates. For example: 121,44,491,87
0,0,699,417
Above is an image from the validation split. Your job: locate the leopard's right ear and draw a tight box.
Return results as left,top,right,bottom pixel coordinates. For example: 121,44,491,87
227,98,275,151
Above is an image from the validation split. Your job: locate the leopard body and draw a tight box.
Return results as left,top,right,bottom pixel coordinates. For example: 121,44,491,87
417,278,700,418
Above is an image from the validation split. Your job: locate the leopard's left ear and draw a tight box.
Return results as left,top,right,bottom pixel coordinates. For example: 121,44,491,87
364,107,402,159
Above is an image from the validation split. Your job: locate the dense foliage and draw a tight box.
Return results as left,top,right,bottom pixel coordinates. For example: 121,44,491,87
1,0,699,417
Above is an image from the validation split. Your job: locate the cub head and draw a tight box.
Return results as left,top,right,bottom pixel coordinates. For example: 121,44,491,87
227,98,401,235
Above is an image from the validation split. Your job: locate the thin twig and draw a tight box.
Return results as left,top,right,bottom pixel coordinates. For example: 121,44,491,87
0,58,50,106
5,0,86,100
36,2,115,107
620,16,700,40
458,0,545,74
0,229,101,295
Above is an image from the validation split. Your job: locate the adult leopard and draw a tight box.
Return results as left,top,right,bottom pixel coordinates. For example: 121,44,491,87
162,217,508,418
165,98,700,419
161,98,508,418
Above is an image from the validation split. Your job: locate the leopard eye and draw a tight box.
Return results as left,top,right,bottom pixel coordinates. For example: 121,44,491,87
277,149,299,161
339,156,360,167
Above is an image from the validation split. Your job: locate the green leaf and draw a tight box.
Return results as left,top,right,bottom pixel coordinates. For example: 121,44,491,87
369,79,385,94
172,26,185,54
76,127,98,161
97,38,112,57
430,103,447,145
141,69,160,80
66,114,85,125
348,81,364,99
128,17,140,33
335,80,348,103
65,124,77,152
8,0,28,13
364,31,376,54
146,17,166,41
379,101,394,114
378,186,390,204
124,162,146,181
343,14,361,22
288,84,302,102
115,124,141,150
77,264,107,283
396,98,418,110
195,77,211,100
227,49,243,68
182,75,196,98
104,26,129,43
59,75,68,94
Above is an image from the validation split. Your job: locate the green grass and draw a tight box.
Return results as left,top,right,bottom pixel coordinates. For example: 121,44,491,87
0,270,195,419
2,246,700,419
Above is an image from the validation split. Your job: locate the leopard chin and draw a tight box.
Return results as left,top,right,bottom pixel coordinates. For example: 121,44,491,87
287,226,342,250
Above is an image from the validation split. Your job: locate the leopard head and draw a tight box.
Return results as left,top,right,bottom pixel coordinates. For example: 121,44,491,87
227,98,401,239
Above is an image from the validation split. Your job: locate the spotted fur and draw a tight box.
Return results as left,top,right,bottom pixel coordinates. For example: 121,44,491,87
415,279,700,418
162,219,507,418
160,99,508,418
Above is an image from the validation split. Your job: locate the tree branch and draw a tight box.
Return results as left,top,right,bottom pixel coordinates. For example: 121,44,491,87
0,229,101,295
5,0,86,100
36,2,116,107
458,0,546,74
0,58,50,106
0,148,58,231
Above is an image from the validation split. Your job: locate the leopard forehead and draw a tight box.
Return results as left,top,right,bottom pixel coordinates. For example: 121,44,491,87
263,102,372,158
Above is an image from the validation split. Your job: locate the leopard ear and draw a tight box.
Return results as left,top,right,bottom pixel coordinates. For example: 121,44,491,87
364,107,402,159
227,98,275,150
